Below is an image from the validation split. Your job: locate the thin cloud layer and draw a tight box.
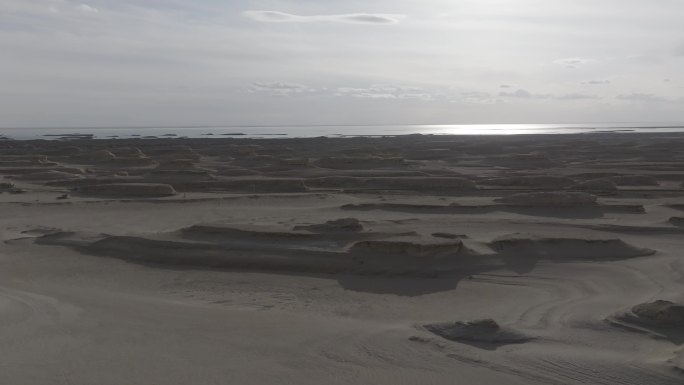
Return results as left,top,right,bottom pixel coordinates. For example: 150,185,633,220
243,11,404,25
616,93,668,102
584,80,611,85
500,89,598,101
553,57,593,68
335,85,431,100
249,82,318,97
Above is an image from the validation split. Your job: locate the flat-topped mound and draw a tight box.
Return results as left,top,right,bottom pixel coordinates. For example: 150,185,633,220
308,176,476,192
14,170,84,181
76,183,177,197
574,179,618,192
610,175,659,186
181,223,316,240
490,234,654,260
479,175,574,189
155,159,200,170
173,179,307,193
423,319,531,345
293,218,363,233
496,191,598,207
350,236,466,258
314,156,405,169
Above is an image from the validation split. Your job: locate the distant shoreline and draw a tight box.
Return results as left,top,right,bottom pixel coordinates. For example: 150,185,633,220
2,122,684,140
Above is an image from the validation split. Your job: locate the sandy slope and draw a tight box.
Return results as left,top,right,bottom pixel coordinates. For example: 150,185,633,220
1,133,683,384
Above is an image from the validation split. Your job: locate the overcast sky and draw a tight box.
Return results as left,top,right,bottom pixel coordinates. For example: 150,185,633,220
2,0,683,127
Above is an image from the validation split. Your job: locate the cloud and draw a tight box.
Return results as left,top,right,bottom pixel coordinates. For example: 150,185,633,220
499,84,513,89
499,89,533,98
616,93,667,102
460,91,498,104
77,4,98,13
499,89,598,100
553,57,592,68
555,93,599,100
625,54,663,66
335,85,432,100
249,82,317,97
584,79,611,85
243,11,404,25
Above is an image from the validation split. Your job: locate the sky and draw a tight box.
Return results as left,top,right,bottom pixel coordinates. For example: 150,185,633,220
1,0,683,127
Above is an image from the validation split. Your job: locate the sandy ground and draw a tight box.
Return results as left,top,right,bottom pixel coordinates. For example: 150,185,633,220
1,133,683,384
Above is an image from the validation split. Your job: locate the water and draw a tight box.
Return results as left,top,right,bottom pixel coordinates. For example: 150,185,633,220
2,122,684,140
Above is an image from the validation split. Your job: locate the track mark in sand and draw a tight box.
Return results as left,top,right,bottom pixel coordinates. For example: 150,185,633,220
481,260,665,333
0,286,82,331
444,347,684,385
280,323,456,382
445,351,569,385
477,273,597,331
524,355,684,385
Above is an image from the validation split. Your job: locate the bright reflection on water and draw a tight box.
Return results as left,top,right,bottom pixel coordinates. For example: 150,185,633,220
412,123,684,135
1,123,684,140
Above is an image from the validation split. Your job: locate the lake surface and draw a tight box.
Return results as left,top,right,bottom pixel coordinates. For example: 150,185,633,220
2,122,684,140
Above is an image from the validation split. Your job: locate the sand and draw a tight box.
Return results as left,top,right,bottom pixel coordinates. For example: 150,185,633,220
1,133,684,384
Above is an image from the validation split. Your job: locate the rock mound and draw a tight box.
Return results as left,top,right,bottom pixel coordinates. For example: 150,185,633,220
76,183,177,197
294,218,363,233
349,236,471,275
0,155,55,167
424,319,530,345
496,192,598,207
215,167,260,177
314,156,405,169
574,178,618,192
146,170,215,182
147,145,200,161
486,152,560,168
308,176,476,192
480,176,574,189
79,150,116,162
173,179,306,193
610,175,659,186
156,159,201,170
350,237,466,258
490,234,654,260
14,170,84,181
181,224,316,241
670,217,684,227
631,300,684,327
